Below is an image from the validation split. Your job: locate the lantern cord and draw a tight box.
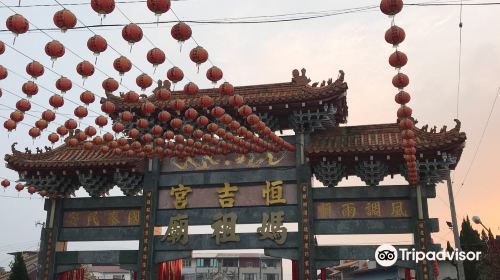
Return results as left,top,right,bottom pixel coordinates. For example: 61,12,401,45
0,1,134,94
456,85,500,198
52,0,150,79
114,5,194,83
456,0,464,119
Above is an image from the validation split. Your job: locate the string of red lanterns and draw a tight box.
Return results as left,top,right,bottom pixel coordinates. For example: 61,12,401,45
380,0,419,185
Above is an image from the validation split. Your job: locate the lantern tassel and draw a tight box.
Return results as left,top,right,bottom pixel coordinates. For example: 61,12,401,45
95,56,98,65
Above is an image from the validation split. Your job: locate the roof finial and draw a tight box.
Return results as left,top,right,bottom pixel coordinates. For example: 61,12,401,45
291,68,310,85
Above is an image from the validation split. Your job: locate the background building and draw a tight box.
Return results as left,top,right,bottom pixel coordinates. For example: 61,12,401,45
182,253,282,280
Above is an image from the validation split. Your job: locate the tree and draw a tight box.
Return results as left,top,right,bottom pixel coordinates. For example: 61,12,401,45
0,267,6,275
8,253,29,280
459,216,489,280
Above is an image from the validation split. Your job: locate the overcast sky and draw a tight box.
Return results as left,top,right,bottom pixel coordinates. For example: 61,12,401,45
0,0,499,276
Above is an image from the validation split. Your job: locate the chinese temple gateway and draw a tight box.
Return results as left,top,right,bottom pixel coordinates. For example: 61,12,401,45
5,69,466,280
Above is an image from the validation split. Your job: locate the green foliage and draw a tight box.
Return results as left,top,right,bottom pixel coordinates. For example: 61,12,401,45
8,253,29,280
459,216,490,280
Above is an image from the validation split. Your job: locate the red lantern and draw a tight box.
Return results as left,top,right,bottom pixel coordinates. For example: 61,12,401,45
113,56,132,76
48,133,59,144
122,23,143,47
74,106,88,119
199,95,213,108
29,127,41,139
56,76,72,93
385,26,406,46
87,35,107,59
26,61,44,79
112,122,125,133
95,115,108,128
389,50,407,69
211,107,225,118
102,78,119,93
170,99,185,113
85,126,97,137
206,66,223,84
0,65,7,80
399,118,414,129
189,46,208,68
129,129,140,139
141,102,156,115
164,130,174,140
228,94,244,107
171,22,192,42
247,114,260,126
10,111,24,123
147,0,171,16
35,119,48,130
183,82,199,95
45,40,65,63
22,81,38,98
184,108,198,120
395,91,411,105
27,185,36,194
84,142,94,150
195,116,208,128
3,119,16,131
103,132,114,142
193,129,204,139
124,91,140,103
91,0,115,16
136,73,153,91
170,118,182,129
15,183,24,192
53,9,77,32
157,111,171,123
219,82,234,96
136,118,149,129
16,99,31,112
6,14,29,39
397,105,412,118
167,66,184,84
147,48,165,68
49,94,64,109
151,125,163,136
101,101,115,114
380,0,404,16
392,73,409,89
0,41,3,55
142,134,153,143
65,119,78,130
1,179,10,188
57,125,68,136
80,91,95,105
120,111,133,122
76,60,95,81
401,129,415,139
154,88,171,101
238,105,252,117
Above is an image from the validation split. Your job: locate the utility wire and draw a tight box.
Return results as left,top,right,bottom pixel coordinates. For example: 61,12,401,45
456,86,500,197
456,0,464,119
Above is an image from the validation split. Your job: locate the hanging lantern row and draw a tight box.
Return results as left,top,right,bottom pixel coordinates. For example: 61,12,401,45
380,0,418,185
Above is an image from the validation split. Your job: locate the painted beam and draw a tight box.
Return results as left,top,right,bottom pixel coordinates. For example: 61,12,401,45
154,251,192,264
159,168,297,186
62,196,143,210
59,227,141,241
312,185,436,200
315,244,441,260
156,206,299,226
264,248,298,260
55,250,138,265
314,218,439,234
155,232,299,251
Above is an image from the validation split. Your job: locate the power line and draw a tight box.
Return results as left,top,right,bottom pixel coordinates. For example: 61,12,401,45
456,86,500,197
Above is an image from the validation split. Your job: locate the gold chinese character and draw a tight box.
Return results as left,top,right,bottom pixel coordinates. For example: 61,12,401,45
87,211,99,226
316,202,332,219
65,212,78,227
257,211,288,245
262,180,287,206
211,212,240,244
365,202,382,217
217,183,238,208
107,210,120,226
161,214,189,245
170,184,192,209
128,210,140,225
391,201,408,217
341,203,356,218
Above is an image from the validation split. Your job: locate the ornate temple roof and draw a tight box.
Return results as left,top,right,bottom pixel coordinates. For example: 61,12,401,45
104,69,349,128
